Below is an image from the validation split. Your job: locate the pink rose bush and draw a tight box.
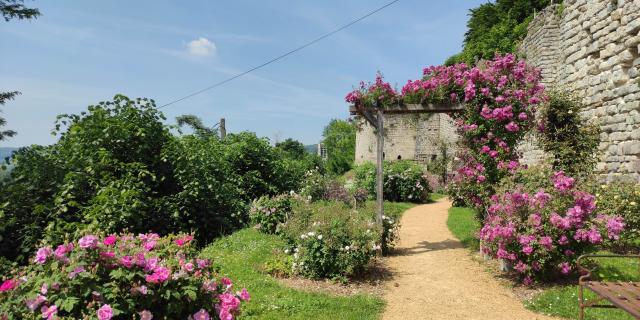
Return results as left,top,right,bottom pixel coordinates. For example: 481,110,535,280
0,233,249,319
345,54,546,211
480,171,624,283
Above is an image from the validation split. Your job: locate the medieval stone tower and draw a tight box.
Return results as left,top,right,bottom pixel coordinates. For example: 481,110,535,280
354,113,457,165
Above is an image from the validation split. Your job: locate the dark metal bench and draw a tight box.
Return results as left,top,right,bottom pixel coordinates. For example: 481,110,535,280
577,254,640,320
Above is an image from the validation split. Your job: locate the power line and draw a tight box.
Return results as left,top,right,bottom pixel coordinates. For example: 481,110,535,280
158,0,401,109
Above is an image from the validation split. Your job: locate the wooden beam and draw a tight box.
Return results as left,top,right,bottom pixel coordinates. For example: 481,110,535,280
375,108,384,255
349,103,464,115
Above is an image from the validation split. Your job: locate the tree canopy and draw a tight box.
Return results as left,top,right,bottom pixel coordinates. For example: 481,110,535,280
446,0,551,65
322,119,356,175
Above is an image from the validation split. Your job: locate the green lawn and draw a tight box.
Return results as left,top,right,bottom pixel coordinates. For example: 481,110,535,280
445,206,639,319
526,256,639,320
201,229,384,320
200,201,415,320
446,207,480,250
429,193,447,202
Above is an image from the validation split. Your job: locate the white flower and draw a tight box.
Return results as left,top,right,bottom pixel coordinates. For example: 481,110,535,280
290,190,295,195
345,246,350,251
284,249,290,254
307,196,312,200
317,235,323,240
301,234,307,239
308,232,315,237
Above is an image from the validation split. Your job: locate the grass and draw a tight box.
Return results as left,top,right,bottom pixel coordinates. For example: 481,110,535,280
446,207,480,250
200,201,415,319
526,256,640,320
201,229,385,320
445,206,639,319
429,192,447,202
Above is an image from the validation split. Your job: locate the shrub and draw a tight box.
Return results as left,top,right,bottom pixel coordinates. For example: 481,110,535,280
323,180,351,204
299,168,329,202
536,90,600,178
354,161,430,203
0,233,249,319
249,194,294,234
0,95,308,265
590,181,640,252
480,171,624,284
280,201,395,280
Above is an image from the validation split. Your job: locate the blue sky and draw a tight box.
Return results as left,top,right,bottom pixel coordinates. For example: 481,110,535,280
1,0,484,147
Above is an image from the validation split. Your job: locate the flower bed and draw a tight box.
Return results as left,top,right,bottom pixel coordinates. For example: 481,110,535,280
0,233,249,319
479,171,624,283
279,201,398,280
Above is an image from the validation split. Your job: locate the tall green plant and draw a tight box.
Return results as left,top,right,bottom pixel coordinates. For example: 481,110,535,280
322,119,356,175
537,90,600,178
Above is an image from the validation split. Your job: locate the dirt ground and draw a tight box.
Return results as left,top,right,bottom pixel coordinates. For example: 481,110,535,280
381,199,556,320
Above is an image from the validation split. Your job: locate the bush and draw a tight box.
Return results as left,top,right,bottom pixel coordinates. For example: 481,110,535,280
249,195,294,234
0,232,249,319
537,90,600,178
0,96,310,266
299,168,329,202
480,171,624,284
590,181,640,252
354,161,430,203
280,201,396,280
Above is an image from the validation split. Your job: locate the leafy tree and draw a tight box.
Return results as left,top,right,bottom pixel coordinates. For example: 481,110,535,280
322,119,356,175
0,91,19,140
176,114,217,138
1,1,41,140
0,0,40,22
446,0,550,65
276,138,306,160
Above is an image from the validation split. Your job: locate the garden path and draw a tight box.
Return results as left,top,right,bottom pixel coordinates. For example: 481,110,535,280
382,199,555,320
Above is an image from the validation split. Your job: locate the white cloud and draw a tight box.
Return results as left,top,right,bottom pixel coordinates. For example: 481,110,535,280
187,37,216,57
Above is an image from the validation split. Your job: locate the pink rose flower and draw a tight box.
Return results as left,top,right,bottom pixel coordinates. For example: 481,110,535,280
139,310,153,320
97,304,113,320
103,235,117,246
239,288,250,301
193,309,210,320
35,247,52,264
78,235,99,249
41,305,57,320
0,279,17,292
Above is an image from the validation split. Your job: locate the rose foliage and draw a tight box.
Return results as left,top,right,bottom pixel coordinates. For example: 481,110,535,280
480,171,624,283
0,233,249,319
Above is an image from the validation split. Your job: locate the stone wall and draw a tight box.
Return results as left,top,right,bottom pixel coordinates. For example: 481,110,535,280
519,0,640,181
354,113,457,165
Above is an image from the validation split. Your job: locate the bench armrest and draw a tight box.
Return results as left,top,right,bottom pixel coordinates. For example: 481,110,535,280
577,254,640,284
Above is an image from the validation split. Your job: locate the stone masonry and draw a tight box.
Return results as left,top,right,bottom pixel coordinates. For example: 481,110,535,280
354,113,457,165
519,0,640,181
355,0,640,180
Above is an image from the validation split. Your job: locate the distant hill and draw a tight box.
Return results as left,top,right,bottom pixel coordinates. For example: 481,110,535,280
304,144,318,154
0,147,19,160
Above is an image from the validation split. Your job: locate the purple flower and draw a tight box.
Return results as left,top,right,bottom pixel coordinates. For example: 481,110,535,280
34,247,52,264
78,235,99,249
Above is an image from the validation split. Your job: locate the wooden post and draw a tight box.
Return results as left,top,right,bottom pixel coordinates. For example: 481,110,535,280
375,107,384,253
220,118,226,139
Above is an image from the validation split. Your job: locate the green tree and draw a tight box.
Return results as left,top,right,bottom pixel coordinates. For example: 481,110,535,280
1,0,40,21
322,119,356,175
276,138,306,160
176,114,217,138
0,91,19,140
446,0,550,65
1,1,41,140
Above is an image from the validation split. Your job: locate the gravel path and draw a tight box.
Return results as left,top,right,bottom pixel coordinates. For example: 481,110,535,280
382,199,555,320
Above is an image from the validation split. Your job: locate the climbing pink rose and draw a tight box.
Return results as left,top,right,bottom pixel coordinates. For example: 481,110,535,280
78,235,99,249
0,279,17,292
139,310,153,320
103,235,117,246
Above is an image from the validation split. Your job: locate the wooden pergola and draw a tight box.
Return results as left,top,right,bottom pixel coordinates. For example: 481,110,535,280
350,102,463,252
